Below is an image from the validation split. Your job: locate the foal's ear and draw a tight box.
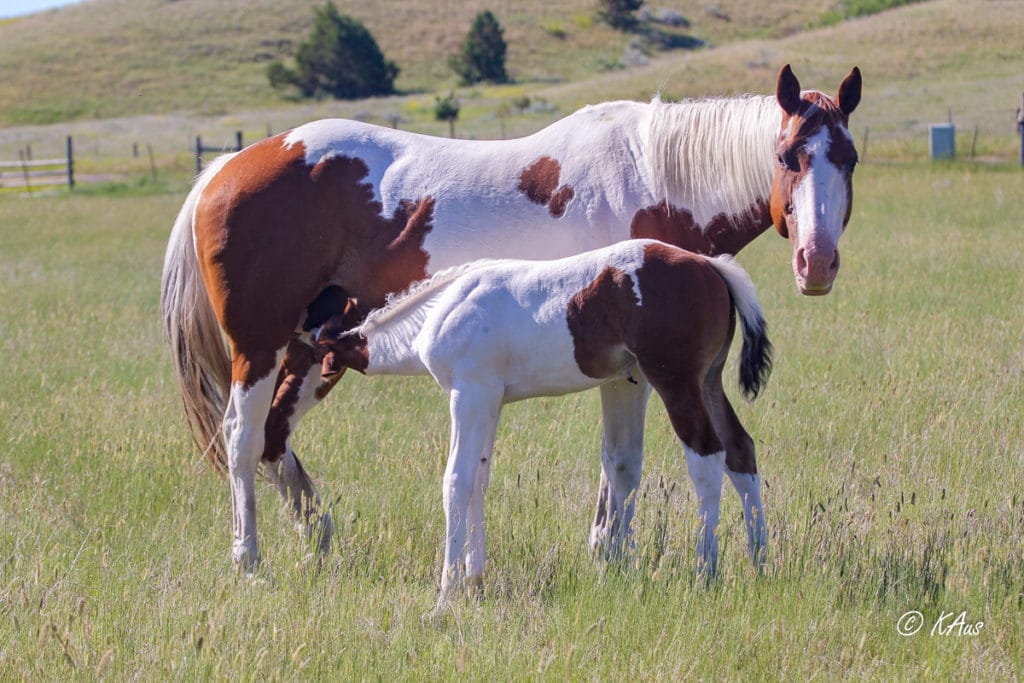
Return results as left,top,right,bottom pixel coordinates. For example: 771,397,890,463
776,64,802,116
838,66,862,116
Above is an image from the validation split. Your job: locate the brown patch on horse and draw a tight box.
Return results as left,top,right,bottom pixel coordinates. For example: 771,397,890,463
629,200,772,256
517,156,575,217
566,266,639,379
194,133,436,387
263,337,317,463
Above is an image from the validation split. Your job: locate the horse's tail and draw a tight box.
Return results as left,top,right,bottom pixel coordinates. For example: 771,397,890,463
705,255,773,400
159,154,236,470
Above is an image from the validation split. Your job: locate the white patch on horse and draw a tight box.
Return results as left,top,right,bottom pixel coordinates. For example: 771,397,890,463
684,446,725,578
726,469,768,566
790,127,849,251
283,119,403,210
222,353,284,573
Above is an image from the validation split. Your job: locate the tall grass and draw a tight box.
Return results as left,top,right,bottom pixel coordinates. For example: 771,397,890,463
0,161,1022,678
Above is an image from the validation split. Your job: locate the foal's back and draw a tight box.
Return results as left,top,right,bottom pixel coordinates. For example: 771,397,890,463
416,240,733,403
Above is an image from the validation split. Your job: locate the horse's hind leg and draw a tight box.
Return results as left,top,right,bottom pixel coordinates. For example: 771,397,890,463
224,349,285,574
262,337,339,558
589,376,651,560
704,358,767,568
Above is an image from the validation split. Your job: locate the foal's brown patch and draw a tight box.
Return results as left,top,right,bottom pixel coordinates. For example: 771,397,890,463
517,156,575,217
566,266,639,379
629,200,772,256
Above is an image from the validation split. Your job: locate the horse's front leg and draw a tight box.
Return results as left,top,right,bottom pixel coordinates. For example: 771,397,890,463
589,376,651,560
262,337,340,560
438,384,501,609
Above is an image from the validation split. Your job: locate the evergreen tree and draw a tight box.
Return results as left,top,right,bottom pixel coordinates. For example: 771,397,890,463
267,2,398,100
449,10,508,85
597,0,644,30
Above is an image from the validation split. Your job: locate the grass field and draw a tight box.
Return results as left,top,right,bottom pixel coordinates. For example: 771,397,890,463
1,159,1021,678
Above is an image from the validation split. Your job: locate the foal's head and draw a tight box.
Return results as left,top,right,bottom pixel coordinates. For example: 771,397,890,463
770,64,861,296
313,301,369,379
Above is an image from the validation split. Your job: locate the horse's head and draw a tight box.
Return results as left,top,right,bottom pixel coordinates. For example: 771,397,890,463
770,64,861,296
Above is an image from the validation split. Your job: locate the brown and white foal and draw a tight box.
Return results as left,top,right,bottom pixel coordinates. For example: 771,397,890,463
314,239,772,607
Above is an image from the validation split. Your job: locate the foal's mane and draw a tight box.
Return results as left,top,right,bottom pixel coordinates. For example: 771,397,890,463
644,94,781,221
357,259,502,338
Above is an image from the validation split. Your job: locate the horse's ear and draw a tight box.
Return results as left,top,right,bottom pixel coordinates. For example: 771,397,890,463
838,66,862,116
776,64,802,116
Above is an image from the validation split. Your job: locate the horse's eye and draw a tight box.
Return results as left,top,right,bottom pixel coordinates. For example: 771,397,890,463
847,158,858,175
777,151,798,171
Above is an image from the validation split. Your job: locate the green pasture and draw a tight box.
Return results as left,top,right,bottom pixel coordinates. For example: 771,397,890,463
0,160,1021,678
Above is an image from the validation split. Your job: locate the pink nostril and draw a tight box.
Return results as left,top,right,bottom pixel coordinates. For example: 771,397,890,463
797,247,840,281
796,247,809,277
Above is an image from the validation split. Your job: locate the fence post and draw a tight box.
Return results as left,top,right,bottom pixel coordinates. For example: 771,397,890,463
1018,91,1024,167
235,130,243,151
66,136,74,190
196,136,203,175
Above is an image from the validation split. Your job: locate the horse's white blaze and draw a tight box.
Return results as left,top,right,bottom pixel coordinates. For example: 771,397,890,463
726,469,768,565
684,446,725,577
790,127,849,254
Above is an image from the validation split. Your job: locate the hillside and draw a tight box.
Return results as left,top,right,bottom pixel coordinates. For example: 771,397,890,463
0,0,865,125
0,0,1021,166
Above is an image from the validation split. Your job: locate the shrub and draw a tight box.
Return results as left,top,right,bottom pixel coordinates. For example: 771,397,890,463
267,1,398,100
449,10,508,85
434,91,461,137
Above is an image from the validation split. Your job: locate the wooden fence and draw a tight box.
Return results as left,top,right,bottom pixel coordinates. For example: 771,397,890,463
0,136,74,193
195,131,243,175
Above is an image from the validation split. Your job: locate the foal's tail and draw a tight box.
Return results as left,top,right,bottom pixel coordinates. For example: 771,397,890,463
705,255,773,400
159,154,236,470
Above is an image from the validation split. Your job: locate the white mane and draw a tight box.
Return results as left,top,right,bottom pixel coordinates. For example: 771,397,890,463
356,259,501,340
644,94,781,224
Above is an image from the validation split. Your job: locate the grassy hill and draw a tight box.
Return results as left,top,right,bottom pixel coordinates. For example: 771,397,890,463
0,0,923,126
0,0,1021,168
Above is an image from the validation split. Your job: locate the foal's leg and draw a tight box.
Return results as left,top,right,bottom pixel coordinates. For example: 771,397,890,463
262,338,340,558
223,349,285,574
704,364,767,568
464,441,494,592
644,371,725,579
589,376,651,559
438,383,502,608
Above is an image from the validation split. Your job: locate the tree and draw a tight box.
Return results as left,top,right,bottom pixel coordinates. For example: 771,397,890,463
267,2,398,100
597,0,644,30
434,92,460,138
449,10,508,85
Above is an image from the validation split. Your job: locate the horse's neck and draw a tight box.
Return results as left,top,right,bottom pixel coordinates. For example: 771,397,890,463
645,95,781,234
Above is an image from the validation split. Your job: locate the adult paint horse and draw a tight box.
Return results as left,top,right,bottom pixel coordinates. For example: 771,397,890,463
160,64,860,572
313,240,772,605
